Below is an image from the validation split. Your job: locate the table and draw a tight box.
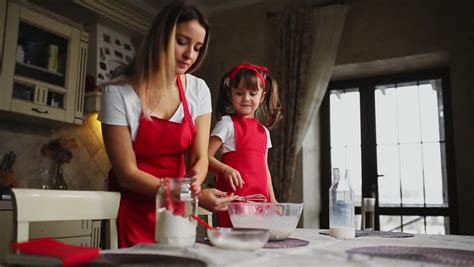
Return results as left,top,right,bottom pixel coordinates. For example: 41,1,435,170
103,229,474,266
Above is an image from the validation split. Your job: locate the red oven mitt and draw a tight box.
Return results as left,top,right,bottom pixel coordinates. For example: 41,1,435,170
11,238,99,266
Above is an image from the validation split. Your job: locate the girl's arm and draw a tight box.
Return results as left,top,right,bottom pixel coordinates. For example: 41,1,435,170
208,136,244,192
266,150,278,203
188,113,211,187
102,124,160,197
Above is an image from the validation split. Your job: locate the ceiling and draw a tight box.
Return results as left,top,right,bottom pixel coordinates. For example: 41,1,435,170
26,0,270,37
124,0,267,16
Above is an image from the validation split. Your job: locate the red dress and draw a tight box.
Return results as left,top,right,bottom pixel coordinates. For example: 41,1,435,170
108,76,196,248
215,115,269,227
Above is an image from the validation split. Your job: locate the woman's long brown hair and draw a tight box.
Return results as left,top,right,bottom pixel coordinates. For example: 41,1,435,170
115,0,210,116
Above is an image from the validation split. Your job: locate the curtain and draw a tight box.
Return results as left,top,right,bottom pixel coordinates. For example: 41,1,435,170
269,4,349,202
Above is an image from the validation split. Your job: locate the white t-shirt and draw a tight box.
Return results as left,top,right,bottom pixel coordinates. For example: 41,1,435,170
98,74,212,141
211,115,272,154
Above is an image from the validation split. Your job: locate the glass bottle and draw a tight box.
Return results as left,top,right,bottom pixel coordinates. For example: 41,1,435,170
329,168,355,239
155,177,197,246
53,163,68,190
39,169,52,189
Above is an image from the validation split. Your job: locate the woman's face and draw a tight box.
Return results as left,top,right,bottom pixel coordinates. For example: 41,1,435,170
175,19,206,75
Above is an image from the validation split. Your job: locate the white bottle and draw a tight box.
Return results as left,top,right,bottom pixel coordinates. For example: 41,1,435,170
329,168,355,239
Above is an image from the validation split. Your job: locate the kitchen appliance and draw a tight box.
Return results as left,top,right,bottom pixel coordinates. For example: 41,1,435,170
0,185,13,260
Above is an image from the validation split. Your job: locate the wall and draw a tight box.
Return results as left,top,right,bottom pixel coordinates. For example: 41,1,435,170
334,0,474,234
0,114,110,190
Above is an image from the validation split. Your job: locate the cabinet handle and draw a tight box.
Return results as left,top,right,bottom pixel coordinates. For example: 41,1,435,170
32,108,48,114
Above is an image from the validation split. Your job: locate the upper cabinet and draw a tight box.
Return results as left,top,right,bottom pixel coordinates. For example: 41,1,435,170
0,2,88,124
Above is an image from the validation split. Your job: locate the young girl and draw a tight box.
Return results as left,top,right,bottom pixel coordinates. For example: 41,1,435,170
208,63,282,227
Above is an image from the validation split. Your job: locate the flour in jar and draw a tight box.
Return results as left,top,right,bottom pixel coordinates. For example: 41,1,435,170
155,209,197,246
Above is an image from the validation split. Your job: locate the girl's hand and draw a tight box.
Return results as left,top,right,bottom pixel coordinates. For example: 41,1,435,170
221,166,245,192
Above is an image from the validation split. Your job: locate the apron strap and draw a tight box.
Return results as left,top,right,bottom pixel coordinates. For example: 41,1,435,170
176,76,192,121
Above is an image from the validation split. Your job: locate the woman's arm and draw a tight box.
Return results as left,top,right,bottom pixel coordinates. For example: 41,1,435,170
188,113,211,185
265,150,278,203
102,124,160,197
208,136,244,191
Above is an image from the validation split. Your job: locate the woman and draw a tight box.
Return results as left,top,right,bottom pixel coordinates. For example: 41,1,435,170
99,0,219,248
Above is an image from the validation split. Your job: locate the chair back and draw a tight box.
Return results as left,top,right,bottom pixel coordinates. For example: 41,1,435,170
11,188,120,249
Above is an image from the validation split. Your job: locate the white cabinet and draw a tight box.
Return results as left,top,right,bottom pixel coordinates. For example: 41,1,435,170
0,2,88,124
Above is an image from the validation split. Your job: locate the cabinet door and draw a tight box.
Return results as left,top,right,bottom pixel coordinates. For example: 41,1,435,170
0,2,85,124
0,0,6,63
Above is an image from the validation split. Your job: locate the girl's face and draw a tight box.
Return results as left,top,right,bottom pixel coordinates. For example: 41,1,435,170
175,19,206,75
230,79,266,118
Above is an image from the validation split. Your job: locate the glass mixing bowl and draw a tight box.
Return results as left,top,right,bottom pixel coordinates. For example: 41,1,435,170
207,227,270,251
228,203,304,241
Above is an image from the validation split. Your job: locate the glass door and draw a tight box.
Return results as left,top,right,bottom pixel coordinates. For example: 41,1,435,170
13,20,69,110
323,69,457,234
374,79,449,234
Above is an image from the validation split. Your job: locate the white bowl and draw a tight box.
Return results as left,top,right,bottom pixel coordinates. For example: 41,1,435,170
228,203,304,241
207,227,270,251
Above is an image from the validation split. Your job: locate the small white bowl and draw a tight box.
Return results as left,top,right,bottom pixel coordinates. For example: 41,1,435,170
207,227,270,251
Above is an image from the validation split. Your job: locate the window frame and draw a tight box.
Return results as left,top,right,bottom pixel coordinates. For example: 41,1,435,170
320,68,459,234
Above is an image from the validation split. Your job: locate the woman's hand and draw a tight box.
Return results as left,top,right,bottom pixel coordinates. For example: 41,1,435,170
187,168,202,196
199,188,238,212
221,166,244,192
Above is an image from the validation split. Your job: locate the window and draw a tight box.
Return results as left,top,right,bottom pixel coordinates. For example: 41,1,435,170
320,69,458,234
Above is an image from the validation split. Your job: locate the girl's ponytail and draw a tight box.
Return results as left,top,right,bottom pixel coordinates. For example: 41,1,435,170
215,72,233,120
262,75,282,129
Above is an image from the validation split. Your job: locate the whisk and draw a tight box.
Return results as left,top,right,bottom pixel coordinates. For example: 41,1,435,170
234,193,267,202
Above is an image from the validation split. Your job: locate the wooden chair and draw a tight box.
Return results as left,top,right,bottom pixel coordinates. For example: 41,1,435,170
11,189,120,249
197,207,213,227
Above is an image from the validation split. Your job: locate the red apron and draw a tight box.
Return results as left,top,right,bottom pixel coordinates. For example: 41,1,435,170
216,115,269,227
108,76,196,248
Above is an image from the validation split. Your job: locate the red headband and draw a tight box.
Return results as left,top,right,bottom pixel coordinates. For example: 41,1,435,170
227,63,269,88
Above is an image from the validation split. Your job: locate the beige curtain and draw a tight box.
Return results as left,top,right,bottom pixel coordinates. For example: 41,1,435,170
270,4,349,202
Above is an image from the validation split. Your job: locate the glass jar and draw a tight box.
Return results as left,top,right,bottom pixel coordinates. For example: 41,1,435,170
155,177,197,246
329,168,355,239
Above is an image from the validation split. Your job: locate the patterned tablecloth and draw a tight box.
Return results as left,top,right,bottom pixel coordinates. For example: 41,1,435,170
103,229,474,267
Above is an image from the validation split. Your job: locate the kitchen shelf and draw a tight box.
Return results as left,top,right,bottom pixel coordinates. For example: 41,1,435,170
16,61,64,77
14,75,67,93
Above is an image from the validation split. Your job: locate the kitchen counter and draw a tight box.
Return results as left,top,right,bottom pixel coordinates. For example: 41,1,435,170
97,228,474,266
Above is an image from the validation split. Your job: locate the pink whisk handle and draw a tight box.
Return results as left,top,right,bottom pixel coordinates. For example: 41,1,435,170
236,194,268,202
